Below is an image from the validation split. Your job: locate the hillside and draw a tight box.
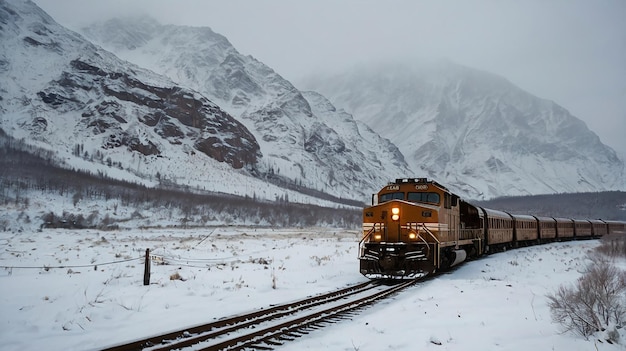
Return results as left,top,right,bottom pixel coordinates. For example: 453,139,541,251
0,132,361,232
80,15,413,201
300,61,625,199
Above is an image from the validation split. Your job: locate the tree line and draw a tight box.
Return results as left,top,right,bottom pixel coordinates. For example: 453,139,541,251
0,131,361,230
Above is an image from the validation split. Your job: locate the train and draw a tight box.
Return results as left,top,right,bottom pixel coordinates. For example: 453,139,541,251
359,178,626,279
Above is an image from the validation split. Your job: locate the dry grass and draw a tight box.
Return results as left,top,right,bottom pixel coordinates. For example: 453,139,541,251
169,272,185,281
595,233,626,258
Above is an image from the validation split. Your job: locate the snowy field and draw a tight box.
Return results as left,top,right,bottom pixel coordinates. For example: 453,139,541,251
0,227,623,351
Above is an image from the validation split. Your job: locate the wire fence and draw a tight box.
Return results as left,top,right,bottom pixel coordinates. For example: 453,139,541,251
0,256,142,270
0,248,274,278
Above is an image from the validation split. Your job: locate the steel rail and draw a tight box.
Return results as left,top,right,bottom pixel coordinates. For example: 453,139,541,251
101,280,379,351
203,279,418,351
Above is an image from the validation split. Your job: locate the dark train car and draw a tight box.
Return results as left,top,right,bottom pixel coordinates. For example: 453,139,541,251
606,221,626,234
554,217,575,240
511,214,538,245
535,216,557,242
589,220,608,238
481,208,514,251
573,219,593,239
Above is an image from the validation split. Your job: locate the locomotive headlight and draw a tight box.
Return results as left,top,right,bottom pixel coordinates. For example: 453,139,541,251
374,234,382,241
408,232,417,240
391,207,400,221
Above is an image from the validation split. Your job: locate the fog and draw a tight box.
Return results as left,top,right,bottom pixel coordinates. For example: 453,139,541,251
34,0,626,157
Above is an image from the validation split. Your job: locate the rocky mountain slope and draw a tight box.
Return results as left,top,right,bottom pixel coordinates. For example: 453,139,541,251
300,61,625,199
0,0,263,187
4,1,621,203
0,1,410,205
80,16,413,200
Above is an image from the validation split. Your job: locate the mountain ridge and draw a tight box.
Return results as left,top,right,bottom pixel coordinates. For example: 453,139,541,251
3,2,622,204
299,60,624,199
1,0,311,206
80,15,414,200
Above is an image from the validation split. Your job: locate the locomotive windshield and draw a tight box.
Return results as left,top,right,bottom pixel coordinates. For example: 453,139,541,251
379,192,404,203
407,192,440,205
378,191,441,205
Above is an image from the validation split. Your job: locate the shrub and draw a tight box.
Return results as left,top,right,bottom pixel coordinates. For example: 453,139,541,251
595,233,626,258
547,256,626,344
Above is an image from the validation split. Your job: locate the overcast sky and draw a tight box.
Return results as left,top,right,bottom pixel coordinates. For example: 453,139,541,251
34,0,626,158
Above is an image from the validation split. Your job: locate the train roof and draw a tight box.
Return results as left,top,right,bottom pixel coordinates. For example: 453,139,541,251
604,220,626,224
509,213,536,221
481,208,512,219
534,216,556,222
553,217,574,223
588,219,606,224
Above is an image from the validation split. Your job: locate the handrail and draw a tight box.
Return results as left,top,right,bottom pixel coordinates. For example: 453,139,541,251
359,226,376,246
416,223,440,244
358,225,379,258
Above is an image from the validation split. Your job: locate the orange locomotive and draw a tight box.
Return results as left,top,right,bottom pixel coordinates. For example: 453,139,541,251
359,178,626,279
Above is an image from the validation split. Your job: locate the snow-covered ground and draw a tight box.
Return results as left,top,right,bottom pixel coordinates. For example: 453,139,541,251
0,227,623,351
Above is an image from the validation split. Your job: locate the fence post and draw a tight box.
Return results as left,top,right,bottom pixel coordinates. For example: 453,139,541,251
143,248,150,286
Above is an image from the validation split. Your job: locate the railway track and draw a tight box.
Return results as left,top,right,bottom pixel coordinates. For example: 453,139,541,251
101,279,419,351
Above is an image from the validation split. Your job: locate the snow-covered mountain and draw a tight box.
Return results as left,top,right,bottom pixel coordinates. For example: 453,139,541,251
6,1,619,204
0,1,410,205
0,0,269,194
80,16,412,199
299,61,625,199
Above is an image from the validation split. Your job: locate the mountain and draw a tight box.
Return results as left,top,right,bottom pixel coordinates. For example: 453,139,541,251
8,1,617,204
0,1,409,206
0,0,275,197
299,61,625,199
80,16,413,200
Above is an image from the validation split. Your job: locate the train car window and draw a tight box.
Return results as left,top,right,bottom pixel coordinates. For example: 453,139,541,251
379,192,404,203
408,192,440,205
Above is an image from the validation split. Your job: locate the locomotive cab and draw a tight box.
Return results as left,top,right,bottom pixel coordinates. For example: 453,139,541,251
359,178,483,279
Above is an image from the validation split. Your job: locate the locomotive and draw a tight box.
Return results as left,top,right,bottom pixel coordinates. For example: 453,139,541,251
359,178,626,279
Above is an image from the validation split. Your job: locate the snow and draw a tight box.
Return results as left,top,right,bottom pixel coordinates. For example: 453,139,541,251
1,227,622,351
76,15,415,202
3,0,338,209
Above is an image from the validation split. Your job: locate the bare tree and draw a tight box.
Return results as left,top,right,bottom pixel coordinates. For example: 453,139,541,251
596,234,626,258
547,257,626,343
